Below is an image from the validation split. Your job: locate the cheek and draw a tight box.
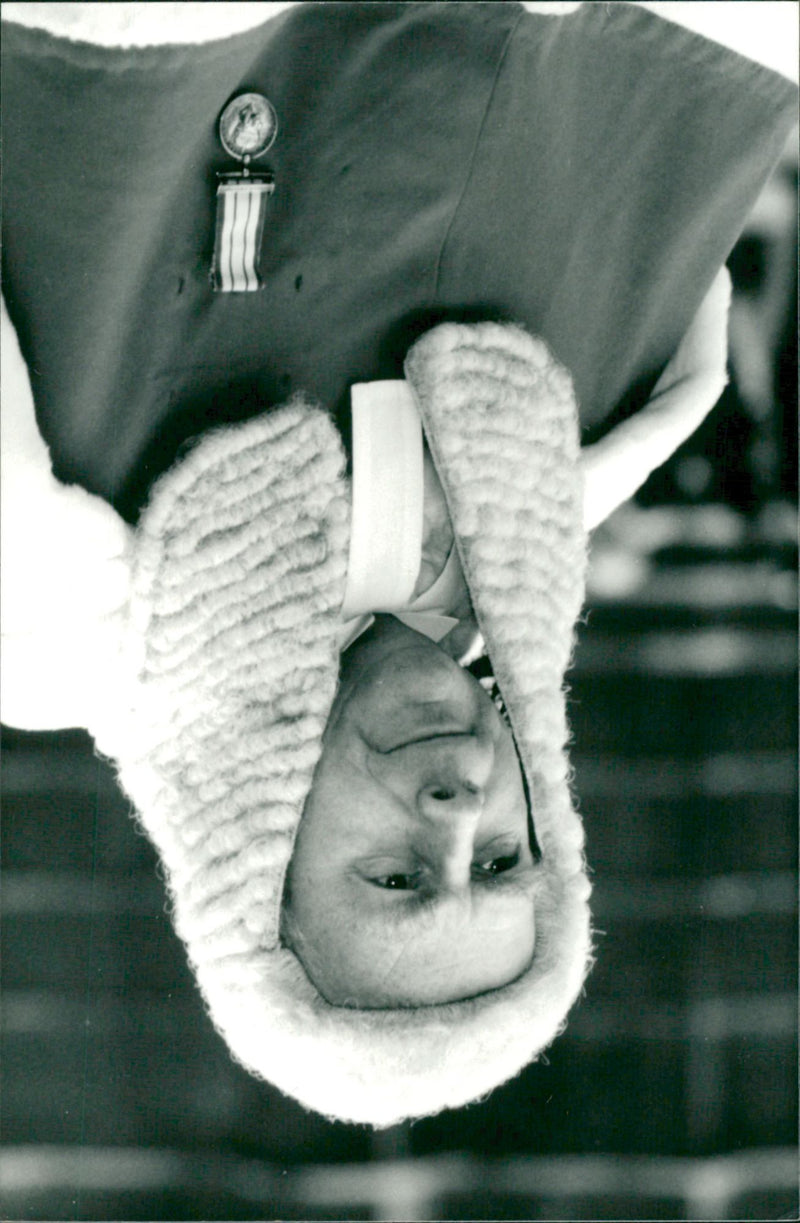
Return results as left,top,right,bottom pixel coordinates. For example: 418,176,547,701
493,732,527,805
293,737,383,881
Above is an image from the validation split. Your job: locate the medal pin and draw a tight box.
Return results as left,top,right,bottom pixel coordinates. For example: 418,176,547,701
212,92,278,293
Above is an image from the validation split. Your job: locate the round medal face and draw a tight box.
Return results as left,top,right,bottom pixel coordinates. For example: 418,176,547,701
218,93,278,162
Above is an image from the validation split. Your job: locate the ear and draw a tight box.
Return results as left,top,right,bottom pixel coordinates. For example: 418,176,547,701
581,266,731,531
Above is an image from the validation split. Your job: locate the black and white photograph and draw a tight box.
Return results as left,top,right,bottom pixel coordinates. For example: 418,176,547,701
1,2,797,1219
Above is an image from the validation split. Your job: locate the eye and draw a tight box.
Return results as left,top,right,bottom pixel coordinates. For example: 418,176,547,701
474,848,521,878
371,872,421,890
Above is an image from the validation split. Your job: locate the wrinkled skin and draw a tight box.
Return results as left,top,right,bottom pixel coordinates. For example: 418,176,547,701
285,616,537,1008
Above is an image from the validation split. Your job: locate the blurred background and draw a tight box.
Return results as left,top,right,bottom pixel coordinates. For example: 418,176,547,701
1,130,796,1223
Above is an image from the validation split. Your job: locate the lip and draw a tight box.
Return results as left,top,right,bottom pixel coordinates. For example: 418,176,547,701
382,731,476,754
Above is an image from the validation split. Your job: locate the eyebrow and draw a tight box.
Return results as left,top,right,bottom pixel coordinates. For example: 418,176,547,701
479,866,539,898
379,868,538,929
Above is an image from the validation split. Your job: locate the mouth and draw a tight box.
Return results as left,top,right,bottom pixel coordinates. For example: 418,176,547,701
382,730,476,754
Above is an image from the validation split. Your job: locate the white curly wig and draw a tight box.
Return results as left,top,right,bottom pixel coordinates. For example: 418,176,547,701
95,321,592,1127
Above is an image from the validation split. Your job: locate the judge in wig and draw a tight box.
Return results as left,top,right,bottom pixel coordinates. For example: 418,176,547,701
2,1,796,1126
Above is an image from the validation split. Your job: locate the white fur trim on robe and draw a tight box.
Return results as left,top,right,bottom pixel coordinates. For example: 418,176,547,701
0,3,294,46
0,296,134,731
3,3,797,82
581,266,731,531
1,263,731,731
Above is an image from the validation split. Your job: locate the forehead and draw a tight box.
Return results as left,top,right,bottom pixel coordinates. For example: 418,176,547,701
318,884,537,1007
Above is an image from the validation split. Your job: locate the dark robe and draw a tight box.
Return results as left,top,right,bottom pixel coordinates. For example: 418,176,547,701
1,1,796,521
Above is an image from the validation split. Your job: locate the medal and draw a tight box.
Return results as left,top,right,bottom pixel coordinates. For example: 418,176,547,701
212,93,278,293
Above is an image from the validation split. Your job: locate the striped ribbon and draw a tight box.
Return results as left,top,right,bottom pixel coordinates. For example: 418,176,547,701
212,178,274,292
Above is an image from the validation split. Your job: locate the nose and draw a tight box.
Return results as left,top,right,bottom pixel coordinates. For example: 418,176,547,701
416,779,484,892
417,778,483,821
410,734,494,818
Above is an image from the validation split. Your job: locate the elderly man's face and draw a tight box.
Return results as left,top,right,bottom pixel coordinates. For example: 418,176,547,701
285,617,537,1008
